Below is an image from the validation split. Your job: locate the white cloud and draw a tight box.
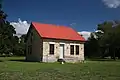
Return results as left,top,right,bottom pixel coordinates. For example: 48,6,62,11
102,0,120,8
95,30,104,33
10,18,30,36
78,31,91,40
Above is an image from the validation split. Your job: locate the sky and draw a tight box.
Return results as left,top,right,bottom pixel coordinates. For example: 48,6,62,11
2,0,120,38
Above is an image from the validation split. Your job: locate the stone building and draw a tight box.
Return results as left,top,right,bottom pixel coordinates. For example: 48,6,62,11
26,22,85,62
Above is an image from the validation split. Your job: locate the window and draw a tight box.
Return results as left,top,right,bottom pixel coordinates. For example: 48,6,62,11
28,46,29,54
30,32,33,43
28,45,32,55
49,44,54,55
70,45,74,55
76,45,79,55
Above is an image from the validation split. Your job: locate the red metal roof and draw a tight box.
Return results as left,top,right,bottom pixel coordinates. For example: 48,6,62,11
31,22,85,41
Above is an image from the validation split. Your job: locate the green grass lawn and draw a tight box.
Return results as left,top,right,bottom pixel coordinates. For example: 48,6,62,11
0,57,120,80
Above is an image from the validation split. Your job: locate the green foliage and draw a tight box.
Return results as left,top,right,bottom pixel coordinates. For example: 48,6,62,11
85,33,100,57
86,20,120,59
12,34,26,56
0,8,26,56
0,19,16,55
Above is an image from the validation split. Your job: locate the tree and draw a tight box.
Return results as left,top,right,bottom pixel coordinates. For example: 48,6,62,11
12,34,26,56
0,0,27,56
84,32,101,58
85,20,120,59
97,21,120,59
0,1,16,56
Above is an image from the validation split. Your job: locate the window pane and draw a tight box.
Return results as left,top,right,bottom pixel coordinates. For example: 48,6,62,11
30,45,32,54
50,44,54,55
70,45,74,55
76,45,79,55
31,32,33,43
28,45,32,54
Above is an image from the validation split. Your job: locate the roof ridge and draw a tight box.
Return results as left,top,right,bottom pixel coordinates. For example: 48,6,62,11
32,22,72,28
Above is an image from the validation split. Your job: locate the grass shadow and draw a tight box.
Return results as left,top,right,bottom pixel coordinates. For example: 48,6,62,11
86,58,119,61
8,59,42,63
9,59,27,62
0,60,3,62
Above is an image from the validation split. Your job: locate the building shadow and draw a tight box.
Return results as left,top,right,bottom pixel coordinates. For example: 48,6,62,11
8,59,42,62
9,59,26,62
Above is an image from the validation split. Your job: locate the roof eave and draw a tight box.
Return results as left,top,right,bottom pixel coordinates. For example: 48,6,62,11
42,37,86,42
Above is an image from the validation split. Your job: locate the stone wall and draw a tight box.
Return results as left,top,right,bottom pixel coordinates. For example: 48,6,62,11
26,25,43,62
42,39,84,62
